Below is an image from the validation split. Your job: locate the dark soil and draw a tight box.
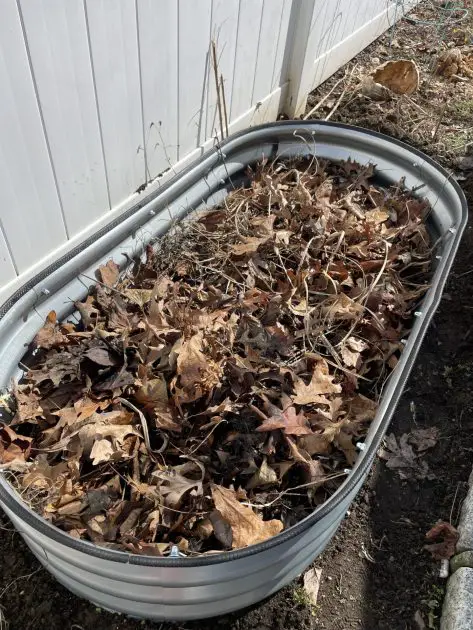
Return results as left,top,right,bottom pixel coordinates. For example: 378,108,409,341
2,3,473,629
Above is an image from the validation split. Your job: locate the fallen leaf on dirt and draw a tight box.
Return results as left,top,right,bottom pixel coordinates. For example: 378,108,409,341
408,427,439,452
98,260,120,287
371,59,419,94
424,521,459,560
361,76,392,101
303,567,322,606
435,48,463,78
414,610,426,630
211,484,283,548
379,433,433,480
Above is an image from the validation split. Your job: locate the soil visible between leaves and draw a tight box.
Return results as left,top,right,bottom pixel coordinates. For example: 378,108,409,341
2,2,473,629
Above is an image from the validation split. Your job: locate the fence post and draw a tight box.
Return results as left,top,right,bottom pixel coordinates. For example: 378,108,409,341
283,0,317,118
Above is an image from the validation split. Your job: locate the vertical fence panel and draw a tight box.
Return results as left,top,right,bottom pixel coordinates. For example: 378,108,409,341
19,0,110,236
206,0,240,140
270,0,293,91
0,225,16,285
177,0,212,158
137,0,179,181
0,0,66,275
252,0,286,103
85,0,145,206
311,0,345,88
229,0,264,121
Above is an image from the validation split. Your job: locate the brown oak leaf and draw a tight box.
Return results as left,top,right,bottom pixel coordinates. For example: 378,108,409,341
255,397,311,436
33,311,68,350
292,358,342,404
0,424,32,465
97,260,120,287
211,484,283,549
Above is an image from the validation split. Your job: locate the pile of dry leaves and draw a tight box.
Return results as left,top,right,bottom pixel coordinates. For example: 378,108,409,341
0,156,433,556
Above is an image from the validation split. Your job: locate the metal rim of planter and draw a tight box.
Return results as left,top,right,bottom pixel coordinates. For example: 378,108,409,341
0,120,467,568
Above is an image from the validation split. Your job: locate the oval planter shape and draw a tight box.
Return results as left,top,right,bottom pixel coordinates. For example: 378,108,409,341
0,122,467,621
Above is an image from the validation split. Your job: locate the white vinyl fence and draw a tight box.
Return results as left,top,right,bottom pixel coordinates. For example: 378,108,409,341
0,0,415,302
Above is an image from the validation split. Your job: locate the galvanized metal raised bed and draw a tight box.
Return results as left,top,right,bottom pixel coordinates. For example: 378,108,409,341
0,122,467,620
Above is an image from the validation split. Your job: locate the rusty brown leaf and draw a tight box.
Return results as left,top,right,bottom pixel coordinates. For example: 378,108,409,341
98,260,120,287
33,311,68,349
424,521,459,560
292,359,342,404
211,484,283,549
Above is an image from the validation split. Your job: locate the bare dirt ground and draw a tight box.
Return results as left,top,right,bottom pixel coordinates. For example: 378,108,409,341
1,2,473,629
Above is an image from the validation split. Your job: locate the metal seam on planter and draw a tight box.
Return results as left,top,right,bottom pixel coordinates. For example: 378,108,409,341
0,121,467,619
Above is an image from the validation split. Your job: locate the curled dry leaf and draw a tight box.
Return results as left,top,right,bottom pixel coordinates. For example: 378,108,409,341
424,521,459,560
247,457,278,489
211,484,283,549
83,345,119,367
134,374,168,408
33,311,68,350
98,260,120,287
340,337,368,368
90,439,115,465
0,424,32,465
124,289,153,308
75,296,100,328
12,383,43,425
230,236,268,255
371,59,419,95
21,455,69,490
